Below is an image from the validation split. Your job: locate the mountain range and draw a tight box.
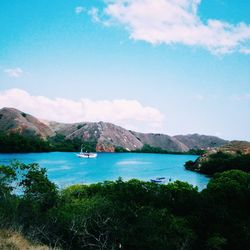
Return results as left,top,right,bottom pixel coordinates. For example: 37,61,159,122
0,107,228,152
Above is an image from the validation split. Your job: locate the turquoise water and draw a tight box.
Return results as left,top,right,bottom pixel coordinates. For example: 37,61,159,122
0,152,209,190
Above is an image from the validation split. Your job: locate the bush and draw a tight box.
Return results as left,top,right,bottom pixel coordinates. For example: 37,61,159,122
200,152,250,175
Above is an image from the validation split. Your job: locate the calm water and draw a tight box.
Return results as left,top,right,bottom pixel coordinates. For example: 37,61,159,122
0,152,209,190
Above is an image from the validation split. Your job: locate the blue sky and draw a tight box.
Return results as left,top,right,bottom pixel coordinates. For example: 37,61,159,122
0,0,250,140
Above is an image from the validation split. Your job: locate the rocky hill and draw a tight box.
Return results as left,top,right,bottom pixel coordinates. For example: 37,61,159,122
130,131,189,152
49,121,144,152
174,134,227,149
218,140,250,154
0,107,228,152
0,107,54,139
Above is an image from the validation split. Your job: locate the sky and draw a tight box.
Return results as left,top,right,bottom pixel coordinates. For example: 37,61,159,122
0,0,250,140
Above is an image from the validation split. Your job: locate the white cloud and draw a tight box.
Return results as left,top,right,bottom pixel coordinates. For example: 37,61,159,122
0,89,164,132
93,0,250,54
75,6,85,14
4,67,23,78
240,48,250,54
88,7,112,26
88,7,101,23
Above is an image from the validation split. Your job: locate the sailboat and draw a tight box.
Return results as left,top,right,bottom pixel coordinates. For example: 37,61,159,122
76,145,97,158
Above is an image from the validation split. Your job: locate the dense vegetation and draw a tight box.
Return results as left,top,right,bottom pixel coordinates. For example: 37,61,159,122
0,133,205,155
48,134,96,152
0,133,51,153
0,162,249,250
185,151,250,175
0,133,96,153
116,144,206,155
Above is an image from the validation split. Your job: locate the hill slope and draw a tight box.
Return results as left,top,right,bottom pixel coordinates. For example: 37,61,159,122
0,107,228,152
49,121,143,152
130,131,189,152
174,134,227,149
0,107,54,139
219,140,250,154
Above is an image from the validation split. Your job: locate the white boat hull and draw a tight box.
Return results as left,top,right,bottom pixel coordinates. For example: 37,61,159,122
76,153,97,158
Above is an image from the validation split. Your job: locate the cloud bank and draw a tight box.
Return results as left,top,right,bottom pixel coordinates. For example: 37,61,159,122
0,89,164,132
91,0,250,54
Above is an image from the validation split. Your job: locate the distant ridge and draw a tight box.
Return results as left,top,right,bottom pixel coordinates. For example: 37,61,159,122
0,107,228,152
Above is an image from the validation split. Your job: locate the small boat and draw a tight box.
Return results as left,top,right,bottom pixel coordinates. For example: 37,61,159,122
150,177,166,184
150,179,163,183
76,145,97,158
156,177,166,180
77,152,97,158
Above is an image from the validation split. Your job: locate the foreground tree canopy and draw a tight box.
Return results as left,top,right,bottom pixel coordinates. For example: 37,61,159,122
0,162,250,250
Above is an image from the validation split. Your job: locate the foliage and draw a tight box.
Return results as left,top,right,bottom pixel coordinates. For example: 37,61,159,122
199,170,250,250
133,144,171,154
48,134,96,152
184,160,196,169
0,133,51,153
131,144,205,155
0,162,250,249
200,152,250,174
77,124,86,130
115,146,129,152
0,132,97,153
188,148,206,155
185,152,250,175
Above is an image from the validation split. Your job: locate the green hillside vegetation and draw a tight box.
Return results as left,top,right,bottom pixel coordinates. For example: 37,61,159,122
116,144,206,155
185,152,250,175
48,134,96,152
0,132,205,154
0,162,249,250
0,132,51,153
0,133,96,153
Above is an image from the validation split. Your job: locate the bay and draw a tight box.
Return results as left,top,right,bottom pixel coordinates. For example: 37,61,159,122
0,152,209,190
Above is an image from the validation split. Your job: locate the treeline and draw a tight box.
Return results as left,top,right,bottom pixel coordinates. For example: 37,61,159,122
185,151,250,175
0,133,96,153
48,134,96,152
116,144,206,155
0,133,206,155
0,162,249,250
0,133,51,152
